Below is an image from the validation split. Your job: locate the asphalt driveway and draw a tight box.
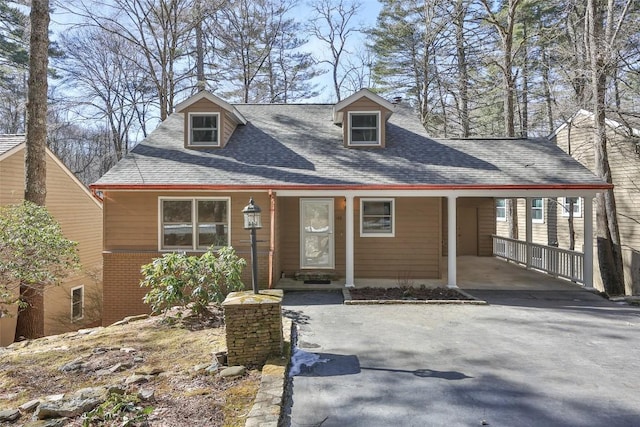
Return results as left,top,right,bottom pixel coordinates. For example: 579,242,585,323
281,289,640,427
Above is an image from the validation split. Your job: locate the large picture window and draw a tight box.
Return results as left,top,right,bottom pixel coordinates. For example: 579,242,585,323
562,197,582,217
348,111,381,146
189,113,219,146
160,198,229,250
361,198,394,236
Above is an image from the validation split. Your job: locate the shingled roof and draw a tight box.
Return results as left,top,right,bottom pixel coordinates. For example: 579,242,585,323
0,134,24,158
93,104,607,190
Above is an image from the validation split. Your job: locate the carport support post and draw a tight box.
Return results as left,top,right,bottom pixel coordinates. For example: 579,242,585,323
345,194,355,287
583,196,595,290
525,198,532,269
447,196,458,288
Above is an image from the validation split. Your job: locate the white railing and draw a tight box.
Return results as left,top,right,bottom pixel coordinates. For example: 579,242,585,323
492,235,584,284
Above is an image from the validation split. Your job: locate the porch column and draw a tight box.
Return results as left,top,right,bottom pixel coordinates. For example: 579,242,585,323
583,196,595,290
345,195,355,287
525,197,532,269
447,196,458,288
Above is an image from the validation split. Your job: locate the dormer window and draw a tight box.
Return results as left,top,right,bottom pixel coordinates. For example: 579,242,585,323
348,111,381,146
189,113,220,147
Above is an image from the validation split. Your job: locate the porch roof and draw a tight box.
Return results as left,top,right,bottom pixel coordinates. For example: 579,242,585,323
92,104,609,193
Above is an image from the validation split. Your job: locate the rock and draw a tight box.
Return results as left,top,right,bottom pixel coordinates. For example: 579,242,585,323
92,347,109,354
120,347,137,354
205,360,220,374
124,374,150,385
133,356,144,363
36,398,100,420
109,314,149,327
192,363,210,373
0,409,20,422
109,362,133,373
45,394,65,402
73,387,108,401
214,351,228,366
108,385,126,395
22,419,67,427
59,358,84,372
219,366,246,378
138,388,155,401
136,367,164,375
94,369,111,376
19,399,40,412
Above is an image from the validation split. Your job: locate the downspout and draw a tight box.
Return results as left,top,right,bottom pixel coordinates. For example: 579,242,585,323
268,189,276,288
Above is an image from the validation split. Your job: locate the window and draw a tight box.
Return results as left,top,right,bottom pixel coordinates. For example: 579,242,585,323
189,113,219,146
531,198,544,223
160,198,230,250
361,199,394,236
496,199,506,221
562,197,582,217
71,286,83,321
348,111,381,146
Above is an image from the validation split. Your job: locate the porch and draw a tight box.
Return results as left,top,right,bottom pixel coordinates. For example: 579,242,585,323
276,254,585,292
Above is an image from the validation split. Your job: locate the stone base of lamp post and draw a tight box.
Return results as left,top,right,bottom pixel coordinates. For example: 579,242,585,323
222,289,283,366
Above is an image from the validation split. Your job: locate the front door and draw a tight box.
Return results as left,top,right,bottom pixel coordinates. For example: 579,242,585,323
300,198,334,269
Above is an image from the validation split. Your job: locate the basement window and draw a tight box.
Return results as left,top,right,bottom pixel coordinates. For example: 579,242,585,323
71,286,84,321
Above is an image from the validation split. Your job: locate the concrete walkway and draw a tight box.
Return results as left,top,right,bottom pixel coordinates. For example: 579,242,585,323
281,287,640,426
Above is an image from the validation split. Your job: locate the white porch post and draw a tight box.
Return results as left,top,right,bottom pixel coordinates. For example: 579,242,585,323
583,196,595,290
447,196,458,288
345,194,355,287
525,197,532,269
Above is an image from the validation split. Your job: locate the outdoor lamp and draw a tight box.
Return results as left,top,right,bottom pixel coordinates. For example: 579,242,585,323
242,198,262,294
242,197,262,230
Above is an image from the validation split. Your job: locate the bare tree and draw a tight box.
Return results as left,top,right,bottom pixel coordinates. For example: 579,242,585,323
586,0,634,295
309,0,361,101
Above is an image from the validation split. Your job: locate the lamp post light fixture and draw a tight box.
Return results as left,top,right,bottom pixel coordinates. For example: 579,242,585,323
242,198,262,294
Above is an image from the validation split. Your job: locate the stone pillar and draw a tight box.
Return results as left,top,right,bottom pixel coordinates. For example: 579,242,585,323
222,290,283,366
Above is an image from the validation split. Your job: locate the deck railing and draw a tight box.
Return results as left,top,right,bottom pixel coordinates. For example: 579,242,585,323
492,235,584,284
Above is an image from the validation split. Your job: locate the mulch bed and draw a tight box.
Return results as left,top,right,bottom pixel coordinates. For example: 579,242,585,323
348,286,474,301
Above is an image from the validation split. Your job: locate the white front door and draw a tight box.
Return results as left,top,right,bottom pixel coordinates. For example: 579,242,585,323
300,198,334,269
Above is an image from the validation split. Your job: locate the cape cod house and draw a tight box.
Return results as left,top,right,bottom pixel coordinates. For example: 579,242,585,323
0,135,103,345
497,110,640,295
91,89,610,324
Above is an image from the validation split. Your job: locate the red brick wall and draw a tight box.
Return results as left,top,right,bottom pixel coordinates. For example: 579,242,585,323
103,250,269,325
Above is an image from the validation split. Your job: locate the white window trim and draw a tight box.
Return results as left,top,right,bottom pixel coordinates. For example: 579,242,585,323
348,110,382,146
531,198,544,224
187,112,221,147
71,285,84,322
496,198,507,222
158,197,231,252
562,197,583,218
360,198,395,237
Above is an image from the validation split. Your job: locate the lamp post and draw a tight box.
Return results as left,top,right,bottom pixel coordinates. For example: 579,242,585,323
242,198,262,294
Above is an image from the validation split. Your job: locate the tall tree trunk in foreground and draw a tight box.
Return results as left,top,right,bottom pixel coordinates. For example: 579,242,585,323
19,0,50,339
587,0,625,295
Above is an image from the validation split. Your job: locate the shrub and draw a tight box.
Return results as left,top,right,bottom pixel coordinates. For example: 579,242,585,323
140,246,246,316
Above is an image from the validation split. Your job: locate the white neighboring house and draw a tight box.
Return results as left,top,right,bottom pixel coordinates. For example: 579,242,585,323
497,110,640,295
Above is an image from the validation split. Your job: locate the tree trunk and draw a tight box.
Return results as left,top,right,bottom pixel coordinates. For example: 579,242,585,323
24,0,50,206
454,0,469,137
15,285,45,339
588,0,624,295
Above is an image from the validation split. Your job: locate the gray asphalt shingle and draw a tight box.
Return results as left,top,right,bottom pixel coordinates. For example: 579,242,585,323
0,135,24,156
93,104,605,188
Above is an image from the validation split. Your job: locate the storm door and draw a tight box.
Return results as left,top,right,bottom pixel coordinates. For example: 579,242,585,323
300,199,334,269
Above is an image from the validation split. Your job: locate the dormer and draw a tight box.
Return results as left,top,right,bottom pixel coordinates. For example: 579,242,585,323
332,89,395,148
175,91,247,149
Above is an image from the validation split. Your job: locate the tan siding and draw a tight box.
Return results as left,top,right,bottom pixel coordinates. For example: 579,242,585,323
554,113,640,293
355,197,441,279
181,98,239,148
0,147,103,337
443,198,494,257
339,97,391,148
278,197,301,277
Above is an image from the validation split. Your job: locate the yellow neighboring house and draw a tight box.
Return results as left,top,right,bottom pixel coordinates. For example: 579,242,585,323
0,135,103,345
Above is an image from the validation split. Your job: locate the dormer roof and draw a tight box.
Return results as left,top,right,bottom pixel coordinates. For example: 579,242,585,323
175,91,247,125
332,88,396,124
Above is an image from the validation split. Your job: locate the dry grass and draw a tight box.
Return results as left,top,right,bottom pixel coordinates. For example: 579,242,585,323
0,308,260,426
